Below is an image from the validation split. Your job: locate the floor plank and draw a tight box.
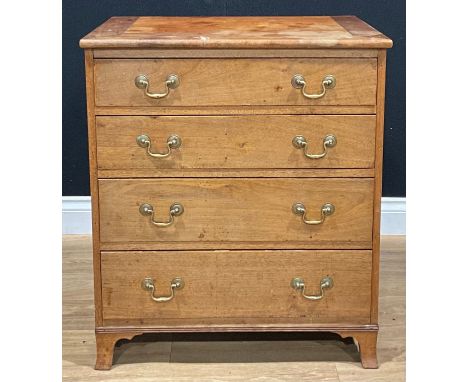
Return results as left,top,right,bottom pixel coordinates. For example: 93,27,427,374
62,235,405,381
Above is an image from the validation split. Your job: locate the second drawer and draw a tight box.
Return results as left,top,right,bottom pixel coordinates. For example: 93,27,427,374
96,115,376,172
99,178,374,249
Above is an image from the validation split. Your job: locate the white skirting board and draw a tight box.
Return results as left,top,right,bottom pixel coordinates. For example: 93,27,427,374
62,196,406,235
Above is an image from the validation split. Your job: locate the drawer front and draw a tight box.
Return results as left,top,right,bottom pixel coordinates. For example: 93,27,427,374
99,178,374,248
101,250,372,324
94,58,377,107
96,115,376,171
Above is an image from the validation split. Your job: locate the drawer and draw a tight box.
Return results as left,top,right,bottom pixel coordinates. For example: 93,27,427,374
94,58,377,107
98,178,374,249
96,115,376,171
101,250,372,325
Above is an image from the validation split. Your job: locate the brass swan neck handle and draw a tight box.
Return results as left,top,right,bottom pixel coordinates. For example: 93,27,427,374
292,202,335,225
135,74,180,99
141,277,185,302
292,135,337,159
139,203,184,228
136,134,182,158
291,74,336,99
291,276,333,300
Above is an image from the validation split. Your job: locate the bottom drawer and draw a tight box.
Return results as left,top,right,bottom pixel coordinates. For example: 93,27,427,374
101,250,372,326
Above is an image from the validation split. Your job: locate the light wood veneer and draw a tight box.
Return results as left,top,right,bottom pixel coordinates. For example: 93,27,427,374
98,178,374,248
101,250,372,323
96,115,376,171
94,58,377,107
80,16,392,370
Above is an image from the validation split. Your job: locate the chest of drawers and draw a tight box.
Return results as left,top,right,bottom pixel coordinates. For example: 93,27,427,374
80,16,392,370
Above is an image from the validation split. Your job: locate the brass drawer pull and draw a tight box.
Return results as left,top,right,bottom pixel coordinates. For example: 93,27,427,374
292,134,337,159
141,277,184,302
292,202,335,225
135,74,180,99
291,276,333,300
139,203,184,228
291,74,336,99
136,134,182,158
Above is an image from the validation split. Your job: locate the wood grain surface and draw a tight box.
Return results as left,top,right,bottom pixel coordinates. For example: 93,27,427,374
94,48,379,58
98,178,374,248
101,250,372,324
371,50,387,323
97,168,375,179
96,115,376,171
94,105,377,116
84,49,103,326
80,16,392,49
94,58,377,107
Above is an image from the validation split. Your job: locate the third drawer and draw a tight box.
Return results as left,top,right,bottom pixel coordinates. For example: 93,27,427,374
99,178,374,249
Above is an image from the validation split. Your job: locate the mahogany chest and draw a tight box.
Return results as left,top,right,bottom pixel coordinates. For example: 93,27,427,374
80,16,392,369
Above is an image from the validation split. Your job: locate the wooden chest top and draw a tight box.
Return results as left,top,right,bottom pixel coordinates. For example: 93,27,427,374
79,16,392,49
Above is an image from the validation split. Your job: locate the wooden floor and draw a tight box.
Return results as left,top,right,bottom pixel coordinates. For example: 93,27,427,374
63,235,405,381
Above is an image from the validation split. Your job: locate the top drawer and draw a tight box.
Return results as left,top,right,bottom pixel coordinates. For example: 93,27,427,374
94,58,377,107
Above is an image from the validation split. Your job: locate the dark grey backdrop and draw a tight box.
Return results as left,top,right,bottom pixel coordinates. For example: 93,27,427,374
63,0,405,196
